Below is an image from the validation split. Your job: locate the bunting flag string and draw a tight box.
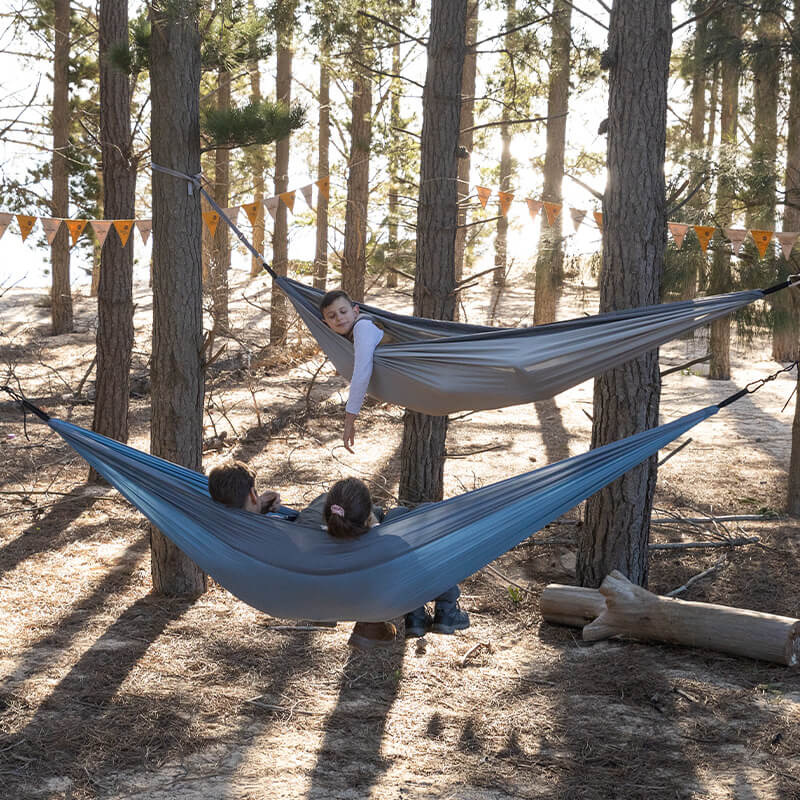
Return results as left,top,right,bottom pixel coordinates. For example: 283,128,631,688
2,170,799,263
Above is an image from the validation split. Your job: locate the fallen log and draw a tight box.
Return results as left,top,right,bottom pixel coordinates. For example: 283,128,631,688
541,570,800,666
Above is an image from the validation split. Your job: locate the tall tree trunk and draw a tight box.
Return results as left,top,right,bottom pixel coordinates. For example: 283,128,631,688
342,25,372,303
682,5,707,302
270,0,295,344
786,0,800,515
577,0,671,588
90,0,136,483
533,0,571,325
386,37,401,290
454,0,478,286
249,0,266,278
398,0,466,505
51,0,73,335
149,0,206,596
708,4,741,380
313,49,330,290
493,0,514,289
210,67,231,330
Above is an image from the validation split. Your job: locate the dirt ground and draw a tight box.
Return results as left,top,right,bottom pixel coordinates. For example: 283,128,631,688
1,269,799,800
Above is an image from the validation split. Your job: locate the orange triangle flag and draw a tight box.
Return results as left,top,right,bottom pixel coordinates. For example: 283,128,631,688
526,199,542,221
668,222,689,250
241,202,260,226
316,176,330,199
279,191,296,213
65,219,88,245
16,214,36,242
40,218,62,245
543,202,562,226
475,186,492,209
497,191,514,217
749,229,773,259
202,210,221,236
113,220,135,247
593,211,603,230
693,225,715,253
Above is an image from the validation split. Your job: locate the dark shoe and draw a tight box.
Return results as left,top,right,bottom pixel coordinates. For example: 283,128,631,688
404,609,433,638
432,603,470,634
348,621,397,649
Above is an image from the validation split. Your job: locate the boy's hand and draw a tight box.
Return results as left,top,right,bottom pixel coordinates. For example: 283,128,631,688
258,490,281,513
343,412,357,453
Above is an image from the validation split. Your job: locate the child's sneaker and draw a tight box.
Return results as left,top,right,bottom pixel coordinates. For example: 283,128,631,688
404,608,433,638
432,603,470,634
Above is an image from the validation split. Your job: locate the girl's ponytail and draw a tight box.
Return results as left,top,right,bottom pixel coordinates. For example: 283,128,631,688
324,477,373,538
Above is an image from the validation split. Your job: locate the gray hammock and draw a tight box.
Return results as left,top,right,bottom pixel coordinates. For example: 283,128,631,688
154,163,799,416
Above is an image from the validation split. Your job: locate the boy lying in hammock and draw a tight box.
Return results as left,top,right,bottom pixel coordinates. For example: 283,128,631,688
319,289,391,453
208,463,469,645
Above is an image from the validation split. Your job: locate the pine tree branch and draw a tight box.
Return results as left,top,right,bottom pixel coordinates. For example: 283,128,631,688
566,172,603,202
672,0,726,35
356,10,427,47
348,58,424,90
0,77,40,141
460,113,563,136
471,13,552,48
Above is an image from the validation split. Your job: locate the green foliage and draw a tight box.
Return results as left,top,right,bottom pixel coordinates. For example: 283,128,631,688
201,100,306,151
108,13,151,76
506,585,522,604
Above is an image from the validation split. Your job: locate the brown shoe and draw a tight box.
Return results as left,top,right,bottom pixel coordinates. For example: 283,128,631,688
348,621,397,649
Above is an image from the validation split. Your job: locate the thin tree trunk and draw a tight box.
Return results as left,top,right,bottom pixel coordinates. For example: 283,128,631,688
786,0,800,515
577,0,671,588
493,0,514,289
313,49,330,290
342,25,372,303
51,0,72,335
454,0,478,286
682,6,707,303
249,0,266,278
90,0,136,483
149,0,207,596
533,0,571,325
709,4,741,380
386,38,401,289
210,67,231,331
398,0,466,505
270,0,295,344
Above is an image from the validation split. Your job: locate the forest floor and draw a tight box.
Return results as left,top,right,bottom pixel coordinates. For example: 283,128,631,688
0,268,799,800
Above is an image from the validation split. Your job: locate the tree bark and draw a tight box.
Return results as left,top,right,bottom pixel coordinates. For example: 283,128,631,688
533,0,571,325
342,25,372,303
681,5,707,303
386,37,401,290
577,0,671,588
249,0,267,278
786,0,800,515
313,49,330,290
210,67,231,331
51,0,73,335
493,0,515,289
90,0,136,482
454,0,478,286
708,4,741,380
398,0,466,505
270,0,295,344
149,0,207,596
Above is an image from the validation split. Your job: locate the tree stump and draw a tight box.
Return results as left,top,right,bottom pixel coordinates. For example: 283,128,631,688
541,570,800,666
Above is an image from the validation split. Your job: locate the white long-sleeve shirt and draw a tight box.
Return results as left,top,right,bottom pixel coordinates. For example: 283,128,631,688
346,318,385,414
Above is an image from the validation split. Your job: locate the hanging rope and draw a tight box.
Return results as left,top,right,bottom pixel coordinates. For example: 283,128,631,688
717,361,799,409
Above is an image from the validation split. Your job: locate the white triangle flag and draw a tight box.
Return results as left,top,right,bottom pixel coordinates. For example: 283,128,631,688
724,227,747,256
776,231,799,261
265,196,280,220
40,218,63,244
300,184,314,210
0,211,13,239
136,219,152,245
90,220,113,247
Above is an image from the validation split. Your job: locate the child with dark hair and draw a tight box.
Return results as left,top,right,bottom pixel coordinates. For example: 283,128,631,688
319,289,392,453
320,477,469,643
208,461,281,514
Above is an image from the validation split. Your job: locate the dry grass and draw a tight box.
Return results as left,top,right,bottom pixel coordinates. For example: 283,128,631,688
1,274,799,799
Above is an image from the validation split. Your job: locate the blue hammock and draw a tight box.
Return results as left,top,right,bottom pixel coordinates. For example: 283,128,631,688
20,399,723,621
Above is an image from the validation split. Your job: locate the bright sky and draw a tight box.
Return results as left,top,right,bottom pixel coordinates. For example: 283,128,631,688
0,2,691,290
